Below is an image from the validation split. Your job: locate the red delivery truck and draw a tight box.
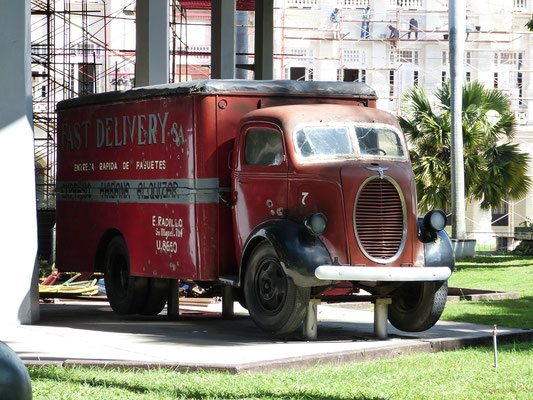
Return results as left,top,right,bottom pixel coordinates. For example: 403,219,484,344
56,80,453,335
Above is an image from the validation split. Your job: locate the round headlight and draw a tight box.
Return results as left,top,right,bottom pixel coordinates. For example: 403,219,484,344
423,209,446,232
304,213,328,236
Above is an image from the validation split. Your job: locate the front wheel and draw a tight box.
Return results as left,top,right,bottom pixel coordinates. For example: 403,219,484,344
244,242,310,335
388,280,448,332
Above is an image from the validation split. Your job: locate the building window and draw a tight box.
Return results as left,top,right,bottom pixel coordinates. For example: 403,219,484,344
389,70,395,97
342,69,366,82
75,43,101,56
441,71,447,86
494,72,499,89
465,51,472,66
496,237,509,251
443,51,471,66
188,45,211,61
494,52,524,66
514,0,527,9
466,71,471,82
391,50,419,65
289,67,313,81
343,49,366,65
413,70,419,85
492,202,509,226
517,72,524,105
79,63,96,95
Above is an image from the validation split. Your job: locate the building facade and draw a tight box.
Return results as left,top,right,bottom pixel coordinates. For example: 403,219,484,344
31,0,533,251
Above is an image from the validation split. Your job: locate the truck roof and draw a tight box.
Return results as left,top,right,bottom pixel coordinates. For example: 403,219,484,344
57,80,377,110
241,104,401,132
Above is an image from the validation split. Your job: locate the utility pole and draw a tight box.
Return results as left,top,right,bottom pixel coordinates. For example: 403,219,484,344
449,0,467,240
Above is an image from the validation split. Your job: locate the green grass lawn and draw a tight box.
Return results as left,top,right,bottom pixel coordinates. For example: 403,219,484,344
29,342,533,400
441,255,533,329
29,254,533,399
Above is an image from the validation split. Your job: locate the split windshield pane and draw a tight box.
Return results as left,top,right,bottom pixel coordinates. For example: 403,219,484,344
295,126,353,158
293,124,406,161
355,127,405,158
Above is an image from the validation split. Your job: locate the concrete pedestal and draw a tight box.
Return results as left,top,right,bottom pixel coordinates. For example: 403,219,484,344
452,239,477,258
0,0,39,325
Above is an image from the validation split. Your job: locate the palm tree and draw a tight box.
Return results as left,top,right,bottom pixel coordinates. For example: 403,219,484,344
527,17,533,32
399,80,531,213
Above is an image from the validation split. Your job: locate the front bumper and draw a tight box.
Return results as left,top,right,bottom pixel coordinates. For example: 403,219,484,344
315,265,452,282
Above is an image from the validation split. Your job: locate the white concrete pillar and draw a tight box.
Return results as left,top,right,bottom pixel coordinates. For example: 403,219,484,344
0,0,40,325
136,0,169,87
211,0,236,79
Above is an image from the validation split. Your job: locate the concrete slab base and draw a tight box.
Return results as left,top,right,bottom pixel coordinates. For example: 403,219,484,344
2,301,532,373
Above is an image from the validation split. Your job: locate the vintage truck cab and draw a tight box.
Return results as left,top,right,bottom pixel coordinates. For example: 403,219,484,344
231,103,453,335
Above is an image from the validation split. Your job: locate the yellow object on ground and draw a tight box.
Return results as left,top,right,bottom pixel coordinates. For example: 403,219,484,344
39,277,99,296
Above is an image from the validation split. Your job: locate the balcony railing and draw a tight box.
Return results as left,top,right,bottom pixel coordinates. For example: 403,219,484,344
285,0,317,8
389,0,423,8
343,0,370,7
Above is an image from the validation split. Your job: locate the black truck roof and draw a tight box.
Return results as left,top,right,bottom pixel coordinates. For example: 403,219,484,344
57,79,377,111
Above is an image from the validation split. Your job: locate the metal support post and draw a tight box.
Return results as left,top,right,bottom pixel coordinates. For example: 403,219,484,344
254,0,274,79
222,285,235,319
449,0,467,239
303,299,320,340
135,0,169,87
374,298,392,339
210,0,236,79
167,279,179,320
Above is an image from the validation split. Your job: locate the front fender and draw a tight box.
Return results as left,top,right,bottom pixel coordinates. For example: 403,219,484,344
240,219,333,287
418,217,455,271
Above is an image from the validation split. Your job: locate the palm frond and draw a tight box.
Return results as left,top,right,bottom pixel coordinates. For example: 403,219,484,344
399,79,530,214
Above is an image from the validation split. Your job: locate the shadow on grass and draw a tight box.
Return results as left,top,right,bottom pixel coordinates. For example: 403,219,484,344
29,368,386,400
443,295,533,330
454,255,533,271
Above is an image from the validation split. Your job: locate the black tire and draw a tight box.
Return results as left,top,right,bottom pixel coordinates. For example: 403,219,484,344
244,242,310,335
104,236,148,315
139,278,169,316
388,280,448,332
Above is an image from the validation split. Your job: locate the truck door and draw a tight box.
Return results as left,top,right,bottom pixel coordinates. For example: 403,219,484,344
232,123,288,252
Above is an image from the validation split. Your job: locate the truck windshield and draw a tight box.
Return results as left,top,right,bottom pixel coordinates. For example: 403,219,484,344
293,124,406,162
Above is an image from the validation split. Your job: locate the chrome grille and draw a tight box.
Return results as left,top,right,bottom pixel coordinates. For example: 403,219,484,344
354,177,405,262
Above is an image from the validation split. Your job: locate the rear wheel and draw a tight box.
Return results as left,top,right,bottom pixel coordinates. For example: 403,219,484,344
244,242,309,335
104,236,148,315
388,280,448,332
139,278,169,316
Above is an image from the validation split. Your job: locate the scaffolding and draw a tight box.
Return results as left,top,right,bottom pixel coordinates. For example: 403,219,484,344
30,0,196,210
276,0,532,109
275,0,533,248
29,0,533,247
